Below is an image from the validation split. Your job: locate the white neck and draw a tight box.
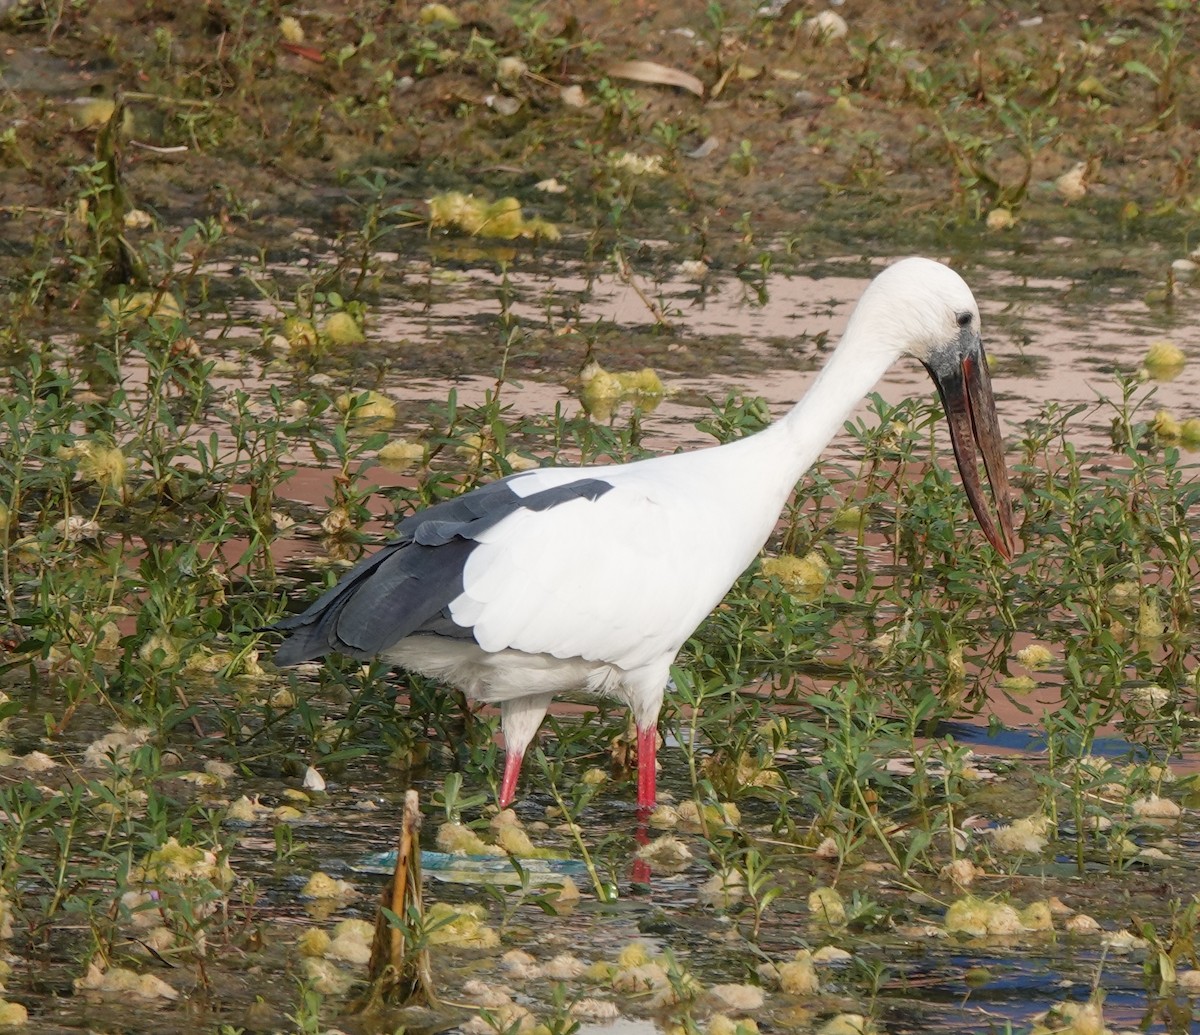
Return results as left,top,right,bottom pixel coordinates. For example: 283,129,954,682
770,326,900,485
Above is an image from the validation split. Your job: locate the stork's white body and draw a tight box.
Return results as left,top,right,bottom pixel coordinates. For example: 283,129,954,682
273,258,1016,809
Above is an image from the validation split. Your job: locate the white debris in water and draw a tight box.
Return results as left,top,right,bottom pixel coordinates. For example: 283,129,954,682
777,950,820,995
225,795,273,823
698,868,745,907
543,953,586,980
990,815,1051,854
499,949,542,980
560,85,587,108
634,833,693,872
705,983,764,1012
75,962,179,1001
813,945,852,964
303,766,326,792
326,918,374,964
1132,794,1181,819
55,516,101,543
813,836,840,860
83,726,152,767
1177,969,1200,993
1101,929,1149,953
463,978,513,1007
1055,162,1089,202
1065,913,1101,933
571,998,620,1020
940,858,981,888
807,10,848,41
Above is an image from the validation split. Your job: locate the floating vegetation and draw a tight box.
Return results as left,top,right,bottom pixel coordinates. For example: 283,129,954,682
428,191,560,241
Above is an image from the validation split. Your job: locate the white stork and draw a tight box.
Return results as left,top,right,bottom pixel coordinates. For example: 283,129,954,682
272,257,1017,810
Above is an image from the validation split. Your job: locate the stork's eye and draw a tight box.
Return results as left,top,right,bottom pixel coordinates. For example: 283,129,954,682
956,311,973,328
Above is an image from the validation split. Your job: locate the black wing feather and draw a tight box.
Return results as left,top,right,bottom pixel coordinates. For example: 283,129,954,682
270,474,614,666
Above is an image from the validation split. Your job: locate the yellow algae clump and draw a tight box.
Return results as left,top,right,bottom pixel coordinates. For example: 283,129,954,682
132,837,233,886
1142,340,1186,380
761,552,829,599
676,799,740,829
778,949,820,995
62,439,128,493
705,984,764,1013
335,390,396,424
302,956,355,996
1015,644,1055,670
428,191,558,241
1000,675,1037,693
283,316,319,350
279,15,304,42
424,902,499,949
1179,418,1200,447
611,152,666,177
579,361,665,420
990,815,1051,855
986,208,1016,231
1020,901,1055,931
327,918,374,965
819,1015,876,1035
137,633,181,669
1108,581,1140,609
619,368,665,394
1153,409,1183,441
480,197,525,239
1136,595,1165,639
648,803,680,828
301,871,357,899
1030,999,1107,1035
297,927,332,957
634,833,693,873
377,440,425,469
99,290,182,330
75,961,179,1000
808,886,847,925
945,896,1023,937
584,960,619,982
496,823,553,858
419,3,461,28
437,819,503,857
321,311,364,346
616,942,654,969
1125,683,1169,712
709,1016,760,1035
73,97,134,136
0,999,28,1025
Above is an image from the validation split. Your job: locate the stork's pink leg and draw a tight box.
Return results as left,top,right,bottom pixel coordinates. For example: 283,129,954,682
636,725,657,810
499,749,524,808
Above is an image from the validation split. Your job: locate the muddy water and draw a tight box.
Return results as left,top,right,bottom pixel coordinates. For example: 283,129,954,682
250,245,1200,763
7,243,1200,1035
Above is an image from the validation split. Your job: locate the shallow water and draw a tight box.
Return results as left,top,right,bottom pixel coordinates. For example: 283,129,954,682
5,221,1200,1035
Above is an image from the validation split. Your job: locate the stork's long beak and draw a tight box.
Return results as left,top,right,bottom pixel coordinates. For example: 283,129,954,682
926,339,1018,559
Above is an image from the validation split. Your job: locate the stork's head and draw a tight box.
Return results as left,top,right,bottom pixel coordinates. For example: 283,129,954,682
851,257,1018,560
